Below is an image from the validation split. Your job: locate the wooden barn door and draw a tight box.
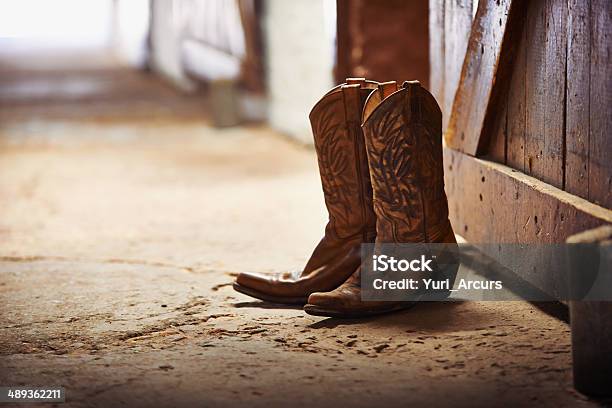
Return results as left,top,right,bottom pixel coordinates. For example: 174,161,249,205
431,0,612,294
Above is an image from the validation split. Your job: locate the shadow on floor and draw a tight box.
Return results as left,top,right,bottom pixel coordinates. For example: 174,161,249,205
232,301,304,310
307,302,470,331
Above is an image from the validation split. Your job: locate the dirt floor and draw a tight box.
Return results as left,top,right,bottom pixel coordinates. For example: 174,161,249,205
0,68,603,407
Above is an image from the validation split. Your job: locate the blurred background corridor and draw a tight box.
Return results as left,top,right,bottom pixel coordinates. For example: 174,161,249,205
0,0,334,282
0,0,433,282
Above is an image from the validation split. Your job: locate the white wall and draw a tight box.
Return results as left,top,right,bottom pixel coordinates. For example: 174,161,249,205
149,0,195,91
0,0,112,50
264,0,335,144
112,0,150,67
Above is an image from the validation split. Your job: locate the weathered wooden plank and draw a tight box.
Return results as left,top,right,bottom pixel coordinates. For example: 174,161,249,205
444,146,612,296
444,147,612,245
568,226,612,397
565,0,590,199
486,92,507,163
588,0,612,209
543,0,568,189
429,0,446,107
506,17,526,172
445,0,525,156
524,0,548,179
442,0,474,130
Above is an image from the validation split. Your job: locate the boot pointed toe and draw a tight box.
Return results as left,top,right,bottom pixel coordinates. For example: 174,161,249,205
235,271,272,289
233,272,309,304
306,291,340,309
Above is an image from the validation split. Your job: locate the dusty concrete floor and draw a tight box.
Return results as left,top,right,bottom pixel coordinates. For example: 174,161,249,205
0,69,601,408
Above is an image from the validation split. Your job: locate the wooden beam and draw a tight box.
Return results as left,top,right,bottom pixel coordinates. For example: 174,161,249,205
506,9,527,173
568,226,612,397
565,0,590,199
444,146,612,244
522,0,567,189
428,0,446,109
444,146,612,297
441,0,474,130
445,0,526,156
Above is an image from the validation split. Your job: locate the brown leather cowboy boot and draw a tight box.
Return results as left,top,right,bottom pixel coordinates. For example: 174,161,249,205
233,78,379,304
304,80,458,317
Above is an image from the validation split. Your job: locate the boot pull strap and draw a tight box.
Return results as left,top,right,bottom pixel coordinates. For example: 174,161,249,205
346,77,379,90
341,84,362,124
402,80,421,88
378,81,398,98
402,80,422,121
346,77,366,86
360,81,399,125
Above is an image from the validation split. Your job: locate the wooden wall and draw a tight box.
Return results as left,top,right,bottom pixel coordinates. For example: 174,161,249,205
432,0,611,210
431,0,611,297
487,0,611,210
429,0,476,130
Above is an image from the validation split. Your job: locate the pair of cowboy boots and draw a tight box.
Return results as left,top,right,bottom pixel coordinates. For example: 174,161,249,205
233,78,457,318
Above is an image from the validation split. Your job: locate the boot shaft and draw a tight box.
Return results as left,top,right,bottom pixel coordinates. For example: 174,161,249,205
362,81,452,243
309,79,378,241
